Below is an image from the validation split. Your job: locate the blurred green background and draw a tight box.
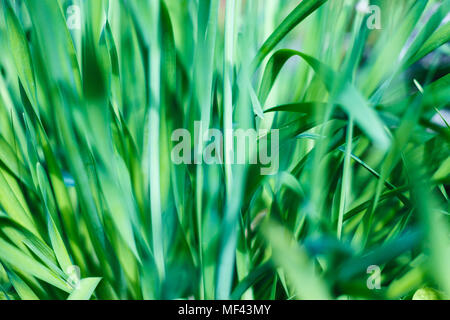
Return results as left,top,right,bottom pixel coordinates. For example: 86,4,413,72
0,0,449,300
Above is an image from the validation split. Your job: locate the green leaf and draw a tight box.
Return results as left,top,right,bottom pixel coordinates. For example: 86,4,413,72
260,49,390,150
5,269,39,300
67,278,102,300
408,21,450,66
263,221,331,300
252,0,328,69
36,163,73,273
3,0,37,108
0,238,70,292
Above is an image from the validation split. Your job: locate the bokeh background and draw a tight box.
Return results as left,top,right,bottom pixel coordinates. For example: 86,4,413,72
0,0,449,300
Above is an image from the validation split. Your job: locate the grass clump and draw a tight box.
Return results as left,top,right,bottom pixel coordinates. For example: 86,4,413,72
0,0,449,300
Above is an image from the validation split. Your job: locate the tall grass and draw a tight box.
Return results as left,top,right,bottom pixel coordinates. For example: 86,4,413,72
0,0,449,300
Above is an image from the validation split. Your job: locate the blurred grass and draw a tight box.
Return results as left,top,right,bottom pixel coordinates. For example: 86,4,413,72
0,0,448,300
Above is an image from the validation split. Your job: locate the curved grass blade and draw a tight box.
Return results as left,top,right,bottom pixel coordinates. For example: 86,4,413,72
408,21,450,67
252,0,328,70
260,49,390,150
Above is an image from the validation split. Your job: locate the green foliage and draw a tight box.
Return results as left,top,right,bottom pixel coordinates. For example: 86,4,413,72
0,0,448,300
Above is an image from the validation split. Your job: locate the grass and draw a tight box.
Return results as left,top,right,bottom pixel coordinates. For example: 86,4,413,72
0,0,449,300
